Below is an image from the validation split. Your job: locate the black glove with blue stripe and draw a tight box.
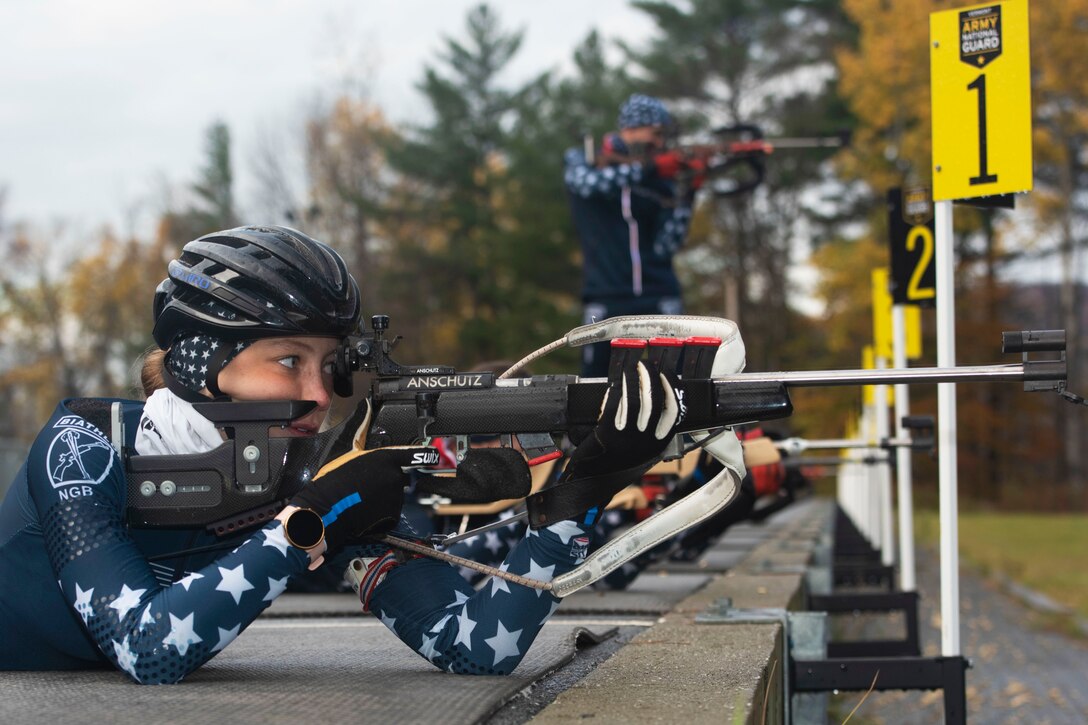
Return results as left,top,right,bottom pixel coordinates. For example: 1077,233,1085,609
288,446,439,558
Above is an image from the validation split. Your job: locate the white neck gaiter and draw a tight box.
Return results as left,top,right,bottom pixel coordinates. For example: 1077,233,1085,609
135,388,225,456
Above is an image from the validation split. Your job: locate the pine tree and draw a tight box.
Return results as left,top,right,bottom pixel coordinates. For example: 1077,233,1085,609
625,0,856,373
497,31,639,368
381,4,537,365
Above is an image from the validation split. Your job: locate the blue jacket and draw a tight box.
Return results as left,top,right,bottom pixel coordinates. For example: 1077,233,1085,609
0,398,594,681
0,398,310,679
564,135,694,302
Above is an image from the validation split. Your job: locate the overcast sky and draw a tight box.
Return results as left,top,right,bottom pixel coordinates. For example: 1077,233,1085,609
0,1,655,237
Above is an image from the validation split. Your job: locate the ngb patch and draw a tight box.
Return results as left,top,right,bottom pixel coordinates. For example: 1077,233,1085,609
47,416,114,495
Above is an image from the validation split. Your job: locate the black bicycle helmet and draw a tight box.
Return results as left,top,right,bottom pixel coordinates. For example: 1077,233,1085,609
153,225,362,349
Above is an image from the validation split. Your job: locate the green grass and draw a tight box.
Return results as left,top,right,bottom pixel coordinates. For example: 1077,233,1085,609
914,510,1088,619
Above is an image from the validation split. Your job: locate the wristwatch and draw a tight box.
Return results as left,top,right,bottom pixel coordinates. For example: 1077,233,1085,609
283,508,325,550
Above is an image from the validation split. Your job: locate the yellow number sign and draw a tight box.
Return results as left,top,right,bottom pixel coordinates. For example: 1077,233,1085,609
872,267,923,362
930,0,1032,201
872,269,893,359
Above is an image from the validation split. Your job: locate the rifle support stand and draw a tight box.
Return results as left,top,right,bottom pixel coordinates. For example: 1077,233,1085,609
794,505,968,724
791,654,968,723
819,485,896,589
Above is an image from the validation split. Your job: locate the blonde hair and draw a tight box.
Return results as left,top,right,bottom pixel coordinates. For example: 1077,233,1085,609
138,347,168,399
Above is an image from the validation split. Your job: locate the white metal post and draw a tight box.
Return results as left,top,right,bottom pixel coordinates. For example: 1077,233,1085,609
935,199,960,655
874,357,896,566
892,305,918,592
863,403,879,545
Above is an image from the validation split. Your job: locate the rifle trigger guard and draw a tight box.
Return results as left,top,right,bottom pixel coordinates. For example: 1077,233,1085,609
415,392,439,441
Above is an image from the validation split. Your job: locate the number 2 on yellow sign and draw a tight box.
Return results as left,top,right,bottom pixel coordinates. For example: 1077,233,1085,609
906,227,936,301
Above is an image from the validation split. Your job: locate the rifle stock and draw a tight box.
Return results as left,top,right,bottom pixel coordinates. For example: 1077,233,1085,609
365,375,794,449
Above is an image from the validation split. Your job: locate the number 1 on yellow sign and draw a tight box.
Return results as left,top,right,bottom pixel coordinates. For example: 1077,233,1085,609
930,0,1033,202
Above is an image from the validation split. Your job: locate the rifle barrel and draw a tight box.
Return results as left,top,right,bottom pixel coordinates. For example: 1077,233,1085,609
777,437,914,451
712,362,1059,387
766,136,847,149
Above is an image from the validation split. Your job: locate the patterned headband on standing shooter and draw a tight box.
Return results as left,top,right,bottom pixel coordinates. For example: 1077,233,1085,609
617,94,672,129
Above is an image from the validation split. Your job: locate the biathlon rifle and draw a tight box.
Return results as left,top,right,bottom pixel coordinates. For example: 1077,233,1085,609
590,124,850,198
124,315,1069,596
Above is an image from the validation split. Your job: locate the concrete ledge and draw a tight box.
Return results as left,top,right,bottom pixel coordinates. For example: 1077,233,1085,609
532,499,833,724
530,598,785,724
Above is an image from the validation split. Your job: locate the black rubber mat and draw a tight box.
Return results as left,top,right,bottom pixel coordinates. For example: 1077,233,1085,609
0,620,610,725
649,547,750,574
266,591,363,617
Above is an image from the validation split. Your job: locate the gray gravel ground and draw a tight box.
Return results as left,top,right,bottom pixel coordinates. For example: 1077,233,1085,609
829,545,1088,724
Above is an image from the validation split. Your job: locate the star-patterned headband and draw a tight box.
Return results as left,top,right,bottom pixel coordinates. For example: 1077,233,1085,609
165,334,251,394
617,94,671,129
164,297,251,395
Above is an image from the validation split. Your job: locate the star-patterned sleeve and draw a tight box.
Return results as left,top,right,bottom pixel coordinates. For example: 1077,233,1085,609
563,148,645,200
654,202,694,258
28,434,310,684
368,517,593,675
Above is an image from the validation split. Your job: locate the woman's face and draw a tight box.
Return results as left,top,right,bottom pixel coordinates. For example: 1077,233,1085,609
215,336,340,437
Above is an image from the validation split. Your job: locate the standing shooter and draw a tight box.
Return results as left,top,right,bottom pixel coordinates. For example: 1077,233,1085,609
564,93,705,377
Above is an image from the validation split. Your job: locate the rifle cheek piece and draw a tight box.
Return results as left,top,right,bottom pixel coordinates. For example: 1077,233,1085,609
125,399,372,535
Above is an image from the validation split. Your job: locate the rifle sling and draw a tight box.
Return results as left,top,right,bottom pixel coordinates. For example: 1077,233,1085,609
525,462,654,529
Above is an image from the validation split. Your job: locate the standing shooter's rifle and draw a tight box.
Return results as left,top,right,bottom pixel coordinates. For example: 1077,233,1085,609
683,124,850,198
590,124,850,200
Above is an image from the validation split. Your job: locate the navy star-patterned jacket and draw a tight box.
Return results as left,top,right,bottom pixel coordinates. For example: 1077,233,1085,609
563,134,694,303
0,398,311,680
0,398,591,681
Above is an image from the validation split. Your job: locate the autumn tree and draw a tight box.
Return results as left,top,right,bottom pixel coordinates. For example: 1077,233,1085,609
0,222,78,431
1025,0,1088,502
791,235,898,439
299,97,398,317
65,231,169,396
0,219,169,438
834,0,1088,506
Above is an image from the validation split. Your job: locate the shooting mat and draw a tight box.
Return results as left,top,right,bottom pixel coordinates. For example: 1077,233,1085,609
0,619,611,725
